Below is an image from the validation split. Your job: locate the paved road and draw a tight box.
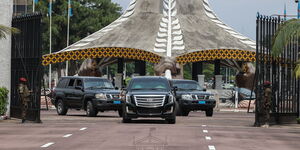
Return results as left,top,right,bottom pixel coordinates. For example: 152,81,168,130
0,110,299,150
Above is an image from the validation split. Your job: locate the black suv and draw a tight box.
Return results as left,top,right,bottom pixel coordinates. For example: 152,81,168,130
170,79,216,117
122,76,176,124
52,76,123,117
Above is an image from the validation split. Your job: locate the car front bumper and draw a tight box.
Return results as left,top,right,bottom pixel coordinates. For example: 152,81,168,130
92,99,124,111
179,99,216,111
124,102,175,119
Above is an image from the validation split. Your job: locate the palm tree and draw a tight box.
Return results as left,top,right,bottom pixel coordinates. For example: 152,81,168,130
0,24,20,40
272,19,300,78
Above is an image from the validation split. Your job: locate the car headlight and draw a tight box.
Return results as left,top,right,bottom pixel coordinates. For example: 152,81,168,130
181,94,193,100
95,93,107,100
168,95,174,103
126,94,131,103
209,95,214,99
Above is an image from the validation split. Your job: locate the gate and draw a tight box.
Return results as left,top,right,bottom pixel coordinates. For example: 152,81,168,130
10,13,43,122
256,14,300,124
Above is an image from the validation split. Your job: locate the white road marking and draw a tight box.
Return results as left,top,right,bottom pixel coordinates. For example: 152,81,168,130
63,134,73,138
41,142,54,148
208,145,216,150
202,125,207,127
80,127,87,131
205,136,212,140
203,130,208,133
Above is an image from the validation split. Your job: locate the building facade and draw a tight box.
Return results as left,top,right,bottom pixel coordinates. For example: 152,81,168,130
13,0,33,16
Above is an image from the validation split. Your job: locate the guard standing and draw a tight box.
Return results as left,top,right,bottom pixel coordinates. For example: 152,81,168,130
18,77,31,123
261,81,272,128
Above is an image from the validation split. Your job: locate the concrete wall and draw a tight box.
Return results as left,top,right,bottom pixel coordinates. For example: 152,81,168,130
0,0,13,117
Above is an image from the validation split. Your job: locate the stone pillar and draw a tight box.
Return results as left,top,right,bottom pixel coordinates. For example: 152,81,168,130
0,0,13,117
115,73,123,89
197,75,205,88
215,75,223,90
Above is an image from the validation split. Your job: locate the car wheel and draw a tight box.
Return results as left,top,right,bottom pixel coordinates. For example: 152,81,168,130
175,101,183,116
182,110,189,116
56,99,68,115
118,109,123,117
206,108,213,117
122,107,131,123
166,117,176,124
86,101,97,117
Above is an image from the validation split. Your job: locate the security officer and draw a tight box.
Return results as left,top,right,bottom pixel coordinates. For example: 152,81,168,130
261,81,272,128
18,77,31,123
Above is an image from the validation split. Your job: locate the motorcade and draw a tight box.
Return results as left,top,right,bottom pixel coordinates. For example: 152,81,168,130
170,79,216,117
122,76,176,124
52,76,123,117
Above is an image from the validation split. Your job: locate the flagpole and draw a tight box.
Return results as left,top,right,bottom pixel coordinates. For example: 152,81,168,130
32,0,35,12
66,0,70,76
49,0,52,89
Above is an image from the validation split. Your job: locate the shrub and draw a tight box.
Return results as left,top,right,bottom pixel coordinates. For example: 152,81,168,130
0,87,9,115
297,118,300,124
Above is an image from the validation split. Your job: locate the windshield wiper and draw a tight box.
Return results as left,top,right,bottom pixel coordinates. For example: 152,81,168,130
87,86,113,89
131,88,165,90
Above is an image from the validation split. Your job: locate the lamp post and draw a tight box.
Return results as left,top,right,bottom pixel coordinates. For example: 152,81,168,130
296,0,300,19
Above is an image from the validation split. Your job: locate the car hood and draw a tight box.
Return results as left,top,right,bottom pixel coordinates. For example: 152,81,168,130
176,90,213,96
128,90,170,95
85,89,120,95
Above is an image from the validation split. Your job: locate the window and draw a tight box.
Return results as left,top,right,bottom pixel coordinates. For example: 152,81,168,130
57,79,68,88
76,79,83,87
68,79,75,87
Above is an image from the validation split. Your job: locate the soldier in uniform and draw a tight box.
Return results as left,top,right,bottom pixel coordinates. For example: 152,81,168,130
261,81,272,128
18,77,31,123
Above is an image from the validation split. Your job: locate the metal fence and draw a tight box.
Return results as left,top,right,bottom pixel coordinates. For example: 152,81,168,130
10,13,43,122
256,14,300,124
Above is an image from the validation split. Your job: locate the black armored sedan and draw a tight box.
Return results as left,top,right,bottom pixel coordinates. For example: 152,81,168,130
170,79,216,117
52,76,123,117
122,76,176,124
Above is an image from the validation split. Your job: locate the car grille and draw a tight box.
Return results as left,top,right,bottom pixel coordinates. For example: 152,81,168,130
134,95,166,108
192,95,206,100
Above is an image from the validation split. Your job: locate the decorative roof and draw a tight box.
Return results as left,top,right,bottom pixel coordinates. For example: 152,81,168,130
42,0,256,65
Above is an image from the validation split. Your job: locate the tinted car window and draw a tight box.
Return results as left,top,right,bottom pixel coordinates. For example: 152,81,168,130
68,79,75,87
57,78,68,88
130,78,170,91
84,79,114,89
172,81,203,91
76,79,83,87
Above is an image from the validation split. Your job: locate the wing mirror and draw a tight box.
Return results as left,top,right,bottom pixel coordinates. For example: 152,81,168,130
75,86,83,90
203,88,207,92
173,86,178,91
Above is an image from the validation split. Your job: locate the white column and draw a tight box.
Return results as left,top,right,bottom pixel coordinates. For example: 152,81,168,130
215,75,223,90
115,73,123,89
197,75,205,88
0,0,13,117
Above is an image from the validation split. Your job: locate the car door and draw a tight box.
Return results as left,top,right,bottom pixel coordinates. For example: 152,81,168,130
73,79,84,108
65,78,76,107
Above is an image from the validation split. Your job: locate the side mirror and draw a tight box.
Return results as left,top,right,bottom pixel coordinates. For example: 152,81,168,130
173,86,178,91
203,88,207,92
115,87,119,90
75,86,83,90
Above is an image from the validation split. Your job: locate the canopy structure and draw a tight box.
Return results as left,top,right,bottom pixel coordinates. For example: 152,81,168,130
42,0,256,66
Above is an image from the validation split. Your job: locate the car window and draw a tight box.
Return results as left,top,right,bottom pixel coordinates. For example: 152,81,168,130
57,78,68,88
67,79,75,87
76,79,83,87
130,78,169,90
84,79,114,89
172,81,203,91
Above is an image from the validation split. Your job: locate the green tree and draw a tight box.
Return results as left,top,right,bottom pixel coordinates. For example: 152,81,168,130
272,19,300,78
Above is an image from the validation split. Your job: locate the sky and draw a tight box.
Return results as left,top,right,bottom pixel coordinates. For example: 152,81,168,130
111,0,297,40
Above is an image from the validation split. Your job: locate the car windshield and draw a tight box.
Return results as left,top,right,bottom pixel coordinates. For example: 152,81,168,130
84,79,114,89
130,78,169,91
173,81,203,91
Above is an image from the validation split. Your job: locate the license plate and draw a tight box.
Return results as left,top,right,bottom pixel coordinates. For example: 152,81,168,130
113,101,121,104
198,101,206,104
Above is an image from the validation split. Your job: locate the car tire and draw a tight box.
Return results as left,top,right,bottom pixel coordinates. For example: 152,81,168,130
86,101,97,117
206,108,213,117
166,117,176,124
122,107,131,123
182,110,189,116
56,99,68,115
118,109,123,117
175,101,183,116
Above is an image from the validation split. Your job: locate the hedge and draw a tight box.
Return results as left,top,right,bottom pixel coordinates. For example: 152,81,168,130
0,87,9,115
